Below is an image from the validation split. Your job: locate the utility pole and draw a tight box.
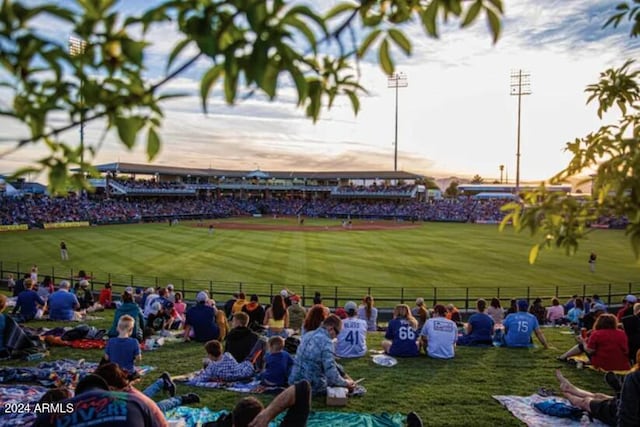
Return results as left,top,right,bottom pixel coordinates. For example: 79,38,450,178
387,72,408,172
499,164,504,184
510,70,531,194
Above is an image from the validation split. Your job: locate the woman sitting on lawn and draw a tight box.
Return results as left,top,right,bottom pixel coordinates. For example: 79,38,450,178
358,295,378,332
546,297,565,325
557,313,630,372
301,305,328,335
458,298,494,346
382,304,419,357
263,294,289,338
108,290,145,342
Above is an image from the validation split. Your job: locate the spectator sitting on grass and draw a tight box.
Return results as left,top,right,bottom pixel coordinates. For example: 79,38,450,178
48,280,80,321
566,297,585,327
528,297,546,325
184,291,219,342
546,297,565,325
232,292,248,314
446,304,462,325
0,294,8,359
301,305,328,335
358,295,378,332
99,282,115,309
557,313,630,371
196,339,264,382
336,301,368,358
263,294,289,338
260,336,294,387
108,289,144,342
104,315,141,377
487,297,504,325
78,280,94,310
242,294,266,331
382,304,419,357
458,298,494,346
225,312,260,362
420,304,457,359
11,278,45,323
289,314,355,395
412,298,429,330
287,295,306,334
503,300,549,349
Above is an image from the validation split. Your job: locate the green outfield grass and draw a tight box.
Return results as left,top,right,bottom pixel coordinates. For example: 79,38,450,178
0,218,638,305
0,305,616,427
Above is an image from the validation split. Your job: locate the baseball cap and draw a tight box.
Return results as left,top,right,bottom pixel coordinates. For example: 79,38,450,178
146,287,154,293
124,286,134,294
624,294,637,303
250,294,259,302
150,301,162,315
517,300,529,310
416,297,424,305
280,289,289,298
344,301,357,312
290,295,300,303
592,303,606,312
196,291,209,303
167,284,174,290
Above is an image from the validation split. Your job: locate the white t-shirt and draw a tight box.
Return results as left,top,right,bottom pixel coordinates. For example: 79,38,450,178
336,317,368,358
421,317,457,359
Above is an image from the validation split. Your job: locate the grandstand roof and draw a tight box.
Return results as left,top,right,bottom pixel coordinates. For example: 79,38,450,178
92,162,424,180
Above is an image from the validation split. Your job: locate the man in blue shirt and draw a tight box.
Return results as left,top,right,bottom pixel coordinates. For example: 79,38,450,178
184,291,219,342
503,300,549,348
12,279,45,322
48,281,80,321
458,298,494,346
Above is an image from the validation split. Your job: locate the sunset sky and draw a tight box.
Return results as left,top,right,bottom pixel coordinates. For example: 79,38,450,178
0,0,636,183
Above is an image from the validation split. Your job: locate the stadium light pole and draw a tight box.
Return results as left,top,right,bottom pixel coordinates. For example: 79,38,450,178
69,36,88,171
388,72,408,172
510,70,531,194
499,164,504,184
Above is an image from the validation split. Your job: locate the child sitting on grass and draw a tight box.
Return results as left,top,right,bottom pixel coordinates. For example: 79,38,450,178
196,339,264,382
104,315,141,377
259,336,294,387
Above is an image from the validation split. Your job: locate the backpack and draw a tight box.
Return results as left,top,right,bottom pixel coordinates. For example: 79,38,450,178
533,399,585,420
284,335,300,354
61,324,91,341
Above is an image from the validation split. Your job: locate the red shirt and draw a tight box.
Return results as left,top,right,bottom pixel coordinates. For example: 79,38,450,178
99,288,112,306
588,328,631,371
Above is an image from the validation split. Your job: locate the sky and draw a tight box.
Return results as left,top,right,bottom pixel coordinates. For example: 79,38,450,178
0,0,637,184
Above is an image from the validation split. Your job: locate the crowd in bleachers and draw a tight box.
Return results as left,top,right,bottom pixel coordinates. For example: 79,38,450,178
335,184,415,195
1,194,631,228
113,178,187,190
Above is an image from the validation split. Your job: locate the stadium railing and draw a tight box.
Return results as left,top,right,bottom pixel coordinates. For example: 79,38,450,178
1,260,637,317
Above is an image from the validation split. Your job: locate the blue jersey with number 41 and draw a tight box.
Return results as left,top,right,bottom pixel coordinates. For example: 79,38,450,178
385,318,419,357
336,317,368,358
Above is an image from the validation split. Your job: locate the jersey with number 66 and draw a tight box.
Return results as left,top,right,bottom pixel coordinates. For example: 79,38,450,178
503,312,539,347
336,317,368,358
385,318,419,357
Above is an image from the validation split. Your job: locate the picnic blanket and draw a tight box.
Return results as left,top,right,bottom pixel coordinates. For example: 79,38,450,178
180,373,264,393
493,394,608,426
0,359,155,388
0,384,48,426
567,354,632,375
164,406,405,427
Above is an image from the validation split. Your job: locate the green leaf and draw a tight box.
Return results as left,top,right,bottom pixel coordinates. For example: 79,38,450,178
379,38,393,75
388,29,411,55
289,67,308,106
528,244,540,264
200,64,223,113
167,39,192,72
461,1,482,28
324,2,356,20
421,0,439,37
358,29,382,58
345,89,360,115
115,116,142,149
121,39,146,65
487,8,501,43
147,127,160,160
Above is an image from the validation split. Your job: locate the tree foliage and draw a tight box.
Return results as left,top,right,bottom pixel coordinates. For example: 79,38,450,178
501,1,640,262
471,174,484,184
445,180,459,198
0,0,503,193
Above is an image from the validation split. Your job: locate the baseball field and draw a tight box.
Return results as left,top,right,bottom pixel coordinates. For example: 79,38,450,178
1,217,637,306
0,217,635,425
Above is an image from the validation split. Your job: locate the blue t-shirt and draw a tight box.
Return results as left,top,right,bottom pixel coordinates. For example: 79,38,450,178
0,313,5,351
503,311,539,347
466,312,494,343
186,304,219,342
48,290,79,321
385,318,419,357
14,290,44,319
262,351,294,386
106,337,140,373
336,317,368,358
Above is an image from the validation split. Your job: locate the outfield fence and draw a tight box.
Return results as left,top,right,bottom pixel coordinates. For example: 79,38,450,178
2,260,638,314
